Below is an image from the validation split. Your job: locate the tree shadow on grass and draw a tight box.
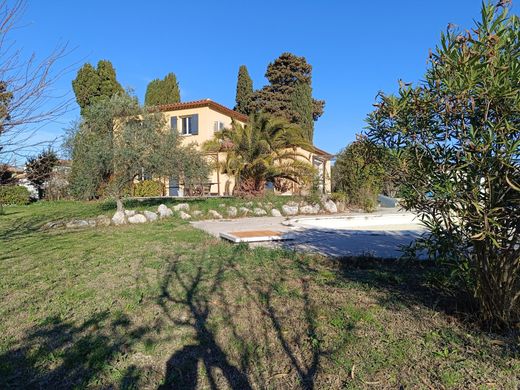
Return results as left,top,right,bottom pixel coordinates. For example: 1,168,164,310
157,258,253,390
156,247,350,389
328,256,520,353
0,311,152,389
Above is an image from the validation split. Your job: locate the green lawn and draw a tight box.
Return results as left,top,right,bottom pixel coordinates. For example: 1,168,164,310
1,200,518,389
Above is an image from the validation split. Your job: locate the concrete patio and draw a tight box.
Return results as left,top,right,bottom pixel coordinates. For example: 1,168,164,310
191,210,425,258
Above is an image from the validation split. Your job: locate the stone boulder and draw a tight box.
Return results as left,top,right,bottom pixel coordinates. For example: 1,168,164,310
239,207,251,215
271,208,282,217
65,219,90,229
253,208,267,216
42,220,65,230
227,206,238,218
112,211,127,225
300,204,320,215
143,210,158,222
128,214,147,224
282,204,299,216
179,211,191,220
208,209,223,219
157,204,173,218
96,215,111,227
173,203,190,212
124,209,136,217
112,211,126,226
192,210,203,217
323,199,338,213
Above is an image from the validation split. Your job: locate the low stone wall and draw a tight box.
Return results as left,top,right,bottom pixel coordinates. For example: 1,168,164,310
42,198,344,231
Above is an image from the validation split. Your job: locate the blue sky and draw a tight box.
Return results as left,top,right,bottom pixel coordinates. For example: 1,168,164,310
13,0,497,156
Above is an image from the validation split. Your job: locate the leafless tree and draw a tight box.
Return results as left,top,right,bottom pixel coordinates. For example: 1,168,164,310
0,0,71,164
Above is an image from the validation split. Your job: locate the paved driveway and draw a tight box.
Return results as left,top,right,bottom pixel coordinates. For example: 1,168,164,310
191,213,425,258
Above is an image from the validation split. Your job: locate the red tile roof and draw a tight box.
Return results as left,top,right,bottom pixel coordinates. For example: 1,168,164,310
311,145,334,159
149,99,248,122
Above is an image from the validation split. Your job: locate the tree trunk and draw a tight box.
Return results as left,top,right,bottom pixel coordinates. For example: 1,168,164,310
116,198,124,212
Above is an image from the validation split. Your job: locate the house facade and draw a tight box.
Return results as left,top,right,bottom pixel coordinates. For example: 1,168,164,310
152,99,332,196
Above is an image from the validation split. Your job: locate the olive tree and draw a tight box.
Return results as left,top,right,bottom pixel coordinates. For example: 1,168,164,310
69,93,209,211
366,2,519,328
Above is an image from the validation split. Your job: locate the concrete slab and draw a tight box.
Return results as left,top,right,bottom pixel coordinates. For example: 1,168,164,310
191,211,425,258
220,230,295,243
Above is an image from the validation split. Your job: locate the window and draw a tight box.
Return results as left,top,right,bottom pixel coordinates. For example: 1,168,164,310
170,116,177,131
213,121,225,132
180,114,199,135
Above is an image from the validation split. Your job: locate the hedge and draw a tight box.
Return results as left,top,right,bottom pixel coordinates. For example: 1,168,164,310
132,180,163,197
0,185,31,205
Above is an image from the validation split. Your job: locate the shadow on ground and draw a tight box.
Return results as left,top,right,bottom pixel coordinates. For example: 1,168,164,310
1,246,517,389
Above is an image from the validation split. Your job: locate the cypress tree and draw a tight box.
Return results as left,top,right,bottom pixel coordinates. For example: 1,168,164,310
290,82,314,142
234,65,253,115
144,72,180,106
72,60,123,115
72,63,101,114
97,60,124,99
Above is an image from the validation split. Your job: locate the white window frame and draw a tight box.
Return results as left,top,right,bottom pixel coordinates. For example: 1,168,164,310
181,116,193,135
213,121,225,132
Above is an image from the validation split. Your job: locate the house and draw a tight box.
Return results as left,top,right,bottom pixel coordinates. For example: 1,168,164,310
151,98,332,196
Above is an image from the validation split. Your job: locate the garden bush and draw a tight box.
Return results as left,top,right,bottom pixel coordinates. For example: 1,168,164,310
0,185,31,205
132,180,164,197
366,3,520,328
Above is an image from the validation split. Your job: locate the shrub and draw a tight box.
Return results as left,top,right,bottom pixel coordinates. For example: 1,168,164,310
305,175,323,205
330,192,347,204
0,185,31,205
366,3,520,328
132,180,163,197
332,135,388,211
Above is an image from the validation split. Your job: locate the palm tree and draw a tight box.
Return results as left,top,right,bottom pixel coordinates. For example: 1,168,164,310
204,114,315,196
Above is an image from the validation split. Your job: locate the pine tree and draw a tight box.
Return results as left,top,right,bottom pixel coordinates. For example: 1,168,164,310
144,72,180,106
249,52,324,138
234,65,253,115
72,60,124,115
290,82,314,142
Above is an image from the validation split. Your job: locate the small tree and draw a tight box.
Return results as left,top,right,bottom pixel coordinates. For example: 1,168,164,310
144,72,180,106
234,65,253,115
332,135,393,211
366,2,519,328
69,93,209,211
25,149,59,199
0,0,70,160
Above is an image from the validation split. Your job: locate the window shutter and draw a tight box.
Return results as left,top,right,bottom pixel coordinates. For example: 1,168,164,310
213,121,218,132
191,114,199,135
170,116,178,132
219,122,224,130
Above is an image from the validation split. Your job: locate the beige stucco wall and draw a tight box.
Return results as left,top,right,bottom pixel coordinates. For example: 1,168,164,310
160,107,243,196
162,106,245,148
158,107,331,196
